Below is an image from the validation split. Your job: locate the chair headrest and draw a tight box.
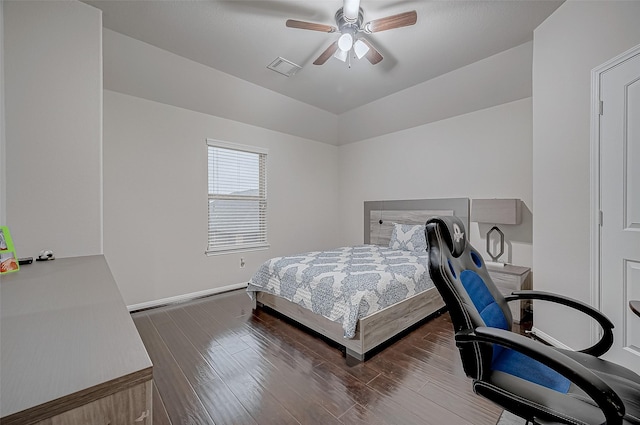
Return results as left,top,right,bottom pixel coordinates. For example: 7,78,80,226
426,216,467,257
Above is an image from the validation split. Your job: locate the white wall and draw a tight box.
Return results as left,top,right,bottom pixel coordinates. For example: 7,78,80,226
4,1,103,258
103,29,339,146
339,42,533,145
338,98,533,268
104,90,340,306
533,1,640,349
0,1,5,226
102,27,342,306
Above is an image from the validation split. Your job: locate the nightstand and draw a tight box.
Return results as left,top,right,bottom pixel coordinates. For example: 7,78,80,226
486,264,532,324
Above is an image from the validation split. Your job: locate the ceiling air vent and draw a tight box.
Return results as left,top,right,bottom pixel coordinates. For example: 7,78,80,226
267,57,302,77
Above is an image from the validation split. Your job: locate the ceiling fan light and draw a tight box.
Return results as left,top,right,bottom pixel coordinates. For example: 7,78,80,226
333,48,348,62
354,39,370,59
337,33,353,52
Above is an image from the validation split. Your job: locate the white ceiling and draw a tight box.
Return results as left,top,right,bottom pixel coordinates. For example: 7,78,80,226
86,0,563,115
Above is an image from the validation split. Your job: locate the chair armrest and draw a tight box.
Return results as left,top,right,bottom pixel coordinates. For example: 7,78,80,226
503,290,614,357
456,327,625,425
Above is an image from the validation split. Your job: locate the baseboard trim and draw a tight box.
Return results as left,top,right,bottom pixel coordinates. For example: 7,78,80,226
530,326,573,350
127,282,248,313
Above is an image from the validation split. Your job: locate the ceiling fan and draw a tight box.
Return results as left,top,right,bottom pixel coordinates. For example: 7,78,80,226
286,0,417,66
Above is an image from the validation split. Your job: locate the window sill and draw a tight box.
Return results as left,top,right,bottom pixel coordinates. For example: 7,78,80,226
205,244,270,256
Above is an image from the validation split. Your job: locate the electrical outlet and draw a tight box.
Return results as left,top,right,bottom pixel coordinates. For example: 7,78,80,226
240,257,245,268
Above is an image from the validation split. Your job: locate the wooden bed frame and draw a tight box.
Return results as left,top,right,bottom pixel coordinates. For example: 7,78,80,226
254,198,470,362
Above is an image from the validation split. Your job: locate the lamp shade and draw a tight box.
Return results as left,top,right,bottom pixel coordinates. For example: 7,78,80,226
338,33,353,51
354,39,370,59
333,48,348,62
471,199,521,225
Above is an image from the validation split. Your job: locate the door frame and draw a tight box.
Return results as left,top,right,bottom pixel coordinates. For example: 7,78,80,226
590,42,640,345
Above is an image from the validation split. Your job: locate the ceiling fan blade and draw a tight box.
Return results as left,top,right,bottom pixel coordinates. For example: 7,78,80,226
360,39,383,65
363,10,417,33
313,41,340,65
286,19,337,33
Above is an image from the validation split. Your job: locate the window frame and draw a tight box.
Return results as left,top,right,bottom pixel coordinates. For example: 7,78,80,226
205,138,269,255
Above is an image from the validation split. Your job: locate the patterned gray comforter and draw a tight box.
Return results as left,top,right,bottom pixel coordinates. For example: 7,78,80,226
246,245,433,338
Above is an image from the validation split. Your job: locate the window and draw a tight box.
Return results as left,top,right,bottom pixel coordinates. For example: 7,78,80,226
206,139,268,254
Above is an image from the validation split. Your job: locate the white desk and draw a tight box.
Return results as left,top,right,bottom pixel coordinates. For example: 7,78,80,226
1,256,152,424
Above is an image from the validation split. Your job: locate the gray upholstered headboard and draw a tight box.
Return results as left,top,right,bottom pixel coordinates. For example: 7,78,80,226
364,198,470,246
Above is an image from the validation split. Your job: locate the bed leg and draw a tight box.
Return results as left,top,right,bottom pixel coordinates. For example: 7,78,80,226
251,296,257,310
345,348,364,365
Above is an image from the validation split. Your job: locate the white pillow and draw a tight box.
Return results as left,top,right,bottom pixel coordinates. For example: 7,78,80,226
388,223,427,251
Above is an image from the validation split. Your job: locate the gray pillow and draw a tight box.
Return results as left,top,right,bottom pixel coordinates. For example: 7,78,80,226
388,223,427,251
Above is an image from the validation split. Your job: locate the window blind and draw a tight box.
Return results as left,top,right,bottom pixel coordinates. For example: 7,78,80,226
206,140,268,254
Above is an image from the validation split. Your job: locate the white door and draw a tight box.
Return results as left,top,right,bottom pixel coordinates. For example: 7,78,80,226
599,48,640,374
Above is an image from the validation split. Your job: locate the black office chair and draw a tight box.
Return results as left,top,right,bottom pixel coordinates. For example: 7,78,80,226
425,216,640,425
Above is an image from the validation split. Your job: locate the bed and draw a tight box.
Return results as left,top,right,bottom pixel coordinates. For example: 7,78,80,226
247,198,470,362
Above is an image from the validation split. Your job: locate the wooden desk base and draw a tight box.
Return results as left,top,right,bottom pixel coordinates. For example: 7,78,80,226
33,381,151,425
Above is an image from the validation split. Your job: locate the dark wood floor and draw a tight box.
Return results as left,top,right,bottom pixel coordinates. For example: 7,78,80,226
132,289,505,425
